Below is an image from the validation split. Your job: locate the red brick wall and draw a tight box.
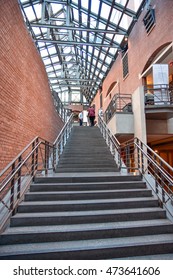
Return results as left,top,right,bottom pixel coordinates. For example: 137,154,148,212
0,0,64,171
93,0,173,112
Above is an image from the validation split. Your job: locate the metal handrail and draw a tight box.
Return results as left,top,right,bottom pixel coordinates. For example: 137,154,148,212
98,115,122,170
104,93,132,123
53,114,73,168
0,114,74,232
144,84,173,105
98,115,173,218
122,138,173,217
0,136,38,178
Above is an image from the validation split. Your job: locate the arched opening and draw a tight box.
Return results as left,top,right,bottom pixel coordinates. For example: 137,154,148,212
106,81,118,97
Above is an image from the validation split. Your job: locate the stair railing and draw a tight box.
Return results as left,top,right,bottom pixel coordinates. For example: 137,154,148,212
98,115,122,170
121,138,173,217
0,114,73,232
0,137,55,232
98,115,173,218
53,113,73,169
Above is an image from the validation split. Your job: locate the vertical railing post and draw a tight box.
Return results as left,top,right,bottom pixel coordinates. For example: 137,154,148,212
124,146,128,172
35,138,39,177
160,161,165,204
153,154,159,195
140,141,144,174
17,156,22,200
107,129,110,147
136,138,140,171
53,144,56,171
31,141,35,178
10,162,15,212
44,141,49,175
118,146,122,170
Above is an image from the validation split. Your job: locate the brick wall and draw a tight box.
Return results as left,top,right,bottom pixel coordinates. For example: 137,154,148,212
93,0,173,112
0,0,64,171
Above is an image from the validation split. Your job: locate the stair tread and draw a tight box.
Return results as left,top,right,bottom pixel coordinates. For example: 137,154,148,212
1,234,173,256
34,174,142,181
3,219,172,235
119,253,173,260
13,207,164,218
26,189,150,195
31,181,145,187
19,197,157,205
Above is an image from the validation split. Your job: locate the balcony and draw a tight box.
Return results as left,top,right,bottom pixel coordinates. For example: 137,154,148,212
144,84,173,120
104,94,134,140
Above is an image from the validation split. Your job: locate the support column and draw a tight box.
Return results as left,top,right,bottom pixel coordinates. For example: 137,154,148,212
132,86,147,144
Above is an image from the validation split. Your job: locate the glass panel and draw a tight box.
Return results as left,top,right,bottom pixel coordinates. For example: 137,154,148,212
24,7,35,21
110,8,122,25
72,0,78,4
51,56,59,63
81,0,89,9
119,14,132,29
46,66,54,72
54,65,61,70
91,0,100,15
90,18,97,28
82,12,88,25
73,8,79,21
102,65,108,72
48,46,57,55
127,0,143,12
105,56,112,64
100,3,110,19
51,4,63,14
40,49,49,57
33,4,41,19
44,58,51,65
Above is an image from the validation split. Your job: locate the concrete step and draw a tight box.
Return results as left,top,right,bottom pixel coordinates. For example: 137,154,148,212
60,152,112,157
10,207,166,227
119,253,173,259
57,163,117,168
34,175,142,184
1,234,173,259
63,146,109,150
24,189,152,201
59,155,114,161
62,148,110,152
1,219,172,245
58,158,115,163
17,197,159,213
65,141,108,145
55,167,119,172
30,181,147,192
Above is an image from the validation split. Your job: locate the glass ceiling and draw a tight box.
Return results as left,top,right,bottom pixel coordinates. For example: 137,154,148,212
19,0,146,105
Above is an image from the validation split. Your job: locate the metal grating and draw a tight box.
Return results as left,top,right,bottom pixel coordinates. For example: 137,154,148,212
18,0,146,105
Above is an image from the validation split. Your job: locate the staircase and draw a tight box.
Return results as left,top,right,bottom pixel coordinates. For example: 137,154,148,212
56,126,119,173
0,126,173,259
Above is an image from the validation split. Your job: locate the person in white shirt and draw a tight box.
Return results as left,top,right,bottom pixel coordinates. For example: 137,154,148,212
78,111,83,126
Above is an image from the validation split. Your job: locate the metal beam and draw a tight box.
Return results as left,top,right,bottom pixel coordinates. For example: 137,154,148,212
52,84,94,87
30,23,127,35
46,0,67,4
49,77,95,82
35,38,119,48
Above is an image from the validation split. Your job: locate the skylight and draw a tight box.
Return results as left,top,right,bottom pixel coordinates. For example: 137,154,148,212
19,0,146,105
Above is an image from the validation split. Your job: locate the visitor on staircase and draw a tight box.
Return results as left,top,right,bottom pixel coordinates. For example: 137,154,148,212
78,111,83,126
87,105,95,126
